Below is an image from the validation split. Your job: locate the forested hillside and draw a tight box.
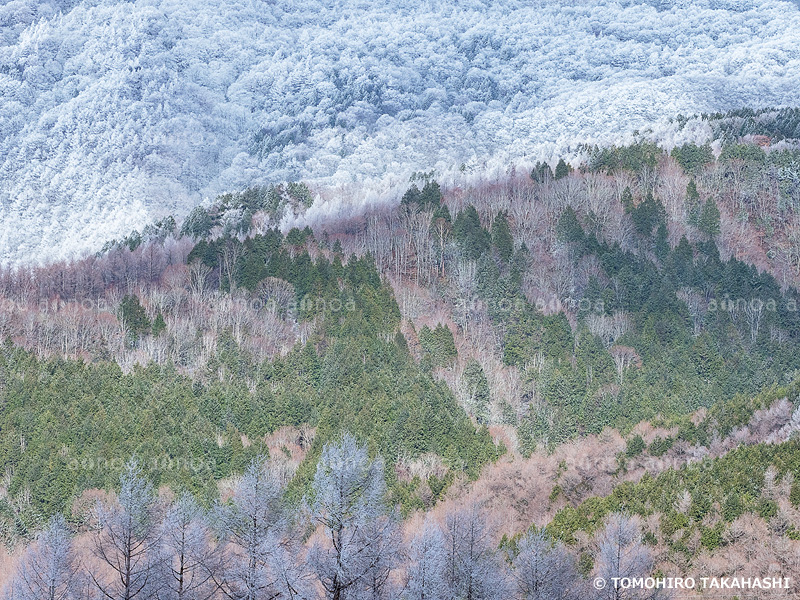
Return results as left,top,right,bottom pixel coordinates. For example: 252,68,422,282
2,130,800,598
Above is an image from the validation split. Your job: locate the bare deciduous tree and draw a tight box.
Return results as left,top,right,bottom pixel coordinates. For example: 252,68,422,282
189,261,213,297
743,299,765,344
258,277,296,319
442,502,509,600
510,529,580,600
307,434,398,600
158,494,220,600
403,519,448,600
2,515,80,600
593,514,661,600
609,346,641,384
91,461,160,600
214,459,298,600
586,312,630,349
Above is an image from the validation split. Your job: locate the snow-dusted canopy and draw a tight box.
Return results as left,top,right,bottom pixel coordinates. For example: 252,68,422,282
2,0,800,263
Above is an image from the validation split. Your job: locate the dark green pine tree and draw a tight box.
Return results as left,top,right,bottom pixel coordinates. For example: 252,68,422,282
554,158,571,180
491,211,514,262
698,198,721,239
419,180,442,208
401,180,442,209
671,142,713,174
432,202,452,224
180,206,214,239
790,482,800,508
453,205,491,260
531,161,554,183
120,295,151,344
686,179,701,225
630,191,665,237
151,312,166,337
621,186,634,213
555,207,585,245
419,324,458,368
401,184,421,206
463,358,490,424
286,227,306,247
654,223,670,263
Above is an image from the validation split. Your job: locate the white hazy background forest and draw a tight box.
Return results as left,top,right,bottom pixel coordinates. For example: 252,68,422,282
2,0,800,264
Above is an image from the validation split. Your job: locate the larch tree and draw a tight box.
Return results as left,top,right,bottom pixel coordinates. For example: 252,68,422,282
2,514,80,600
158,494,220,600
442,502,509,600
91,461,161,600
307,434,399,600
510,529,581,600
214,458,297,600
350,515,403,600
403,519,448,600
593,513,662,600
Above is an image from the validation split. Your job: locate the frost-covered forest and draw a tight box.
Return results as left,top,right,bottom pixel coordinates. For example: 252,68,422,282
3,0,800,263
